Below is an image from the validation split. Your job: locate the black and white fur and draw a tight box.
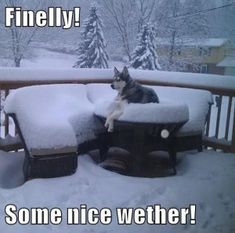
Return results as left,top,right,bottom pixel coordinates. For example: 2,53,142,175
105,66,159,132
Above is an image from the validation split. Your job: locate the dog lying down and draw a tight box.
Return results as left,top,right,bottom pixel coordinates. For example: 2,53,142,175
105,66,159,132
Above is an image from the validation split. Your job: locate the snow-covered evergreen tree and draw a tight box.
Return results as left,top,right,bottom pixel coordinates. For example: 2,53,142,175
129,23,160,70
74,6,109,68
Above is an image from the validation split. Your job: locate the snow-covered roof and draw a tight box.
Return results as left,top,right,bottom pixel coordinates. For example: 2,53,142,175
217,56,235,67
156,38,229,47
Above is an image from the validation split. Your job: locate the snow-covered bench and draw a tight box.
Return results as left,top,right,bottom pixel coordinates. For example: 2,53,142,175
5,84,102,179
4,83,213,179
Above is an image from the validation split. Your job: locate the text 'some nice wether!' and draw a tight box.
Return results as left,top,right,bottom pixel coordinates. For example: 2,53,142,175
5,7,80,29
4,204,197,225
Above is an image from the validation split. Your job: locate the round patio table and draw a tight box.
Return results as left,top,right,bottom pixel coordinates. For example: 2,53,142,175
95,115,187,176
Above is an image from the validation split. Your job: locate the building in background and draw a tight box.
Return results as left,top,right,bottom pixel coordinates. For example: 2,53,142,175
157,38,235,75
217,45,235,76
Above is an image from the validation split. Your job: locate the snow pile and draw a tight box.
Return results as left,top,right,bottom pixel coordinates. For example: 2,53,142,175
95,100,189,124
4,84,101,155
0,150,234,233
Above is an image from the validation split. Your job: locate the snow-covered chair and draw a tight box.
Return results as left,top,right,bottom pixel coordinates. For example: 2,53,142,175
4,84,103,180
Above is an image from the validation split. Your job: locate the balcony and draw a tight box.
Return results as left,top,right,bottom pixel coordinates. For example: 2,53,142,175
0,68,234,153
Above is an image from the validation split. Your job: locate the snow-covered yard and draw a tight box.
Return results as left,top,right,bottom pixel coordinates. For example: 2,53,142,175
0,150,234,233
0,48,125,69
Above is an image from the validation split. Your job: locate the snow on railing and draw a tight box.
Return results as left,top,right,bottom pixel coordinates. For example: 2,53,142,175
0,68,234,153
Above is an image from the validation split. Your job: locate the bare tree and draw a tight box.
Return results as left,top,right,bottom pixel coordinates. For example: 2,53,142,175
102,0,136,60
136,0,156,32
209,0,235,41
3,0,48,67
101,0,157,60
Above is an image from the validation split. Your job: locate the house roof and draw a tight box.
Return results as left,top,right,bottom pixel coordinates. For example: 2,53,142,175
156,38,229,48
217,56,235,67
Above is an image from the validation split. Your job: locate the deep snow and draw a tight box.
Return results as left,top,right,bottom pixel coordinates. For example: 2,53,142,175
4,84,100,152
95,100,189,123
0,47,234,233
0,150,234,233
5,83,212,152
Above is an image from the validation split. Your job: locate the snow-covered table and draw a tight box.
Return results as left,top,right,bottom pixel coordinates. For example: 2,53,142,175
94,101,189,175
90,83,213,153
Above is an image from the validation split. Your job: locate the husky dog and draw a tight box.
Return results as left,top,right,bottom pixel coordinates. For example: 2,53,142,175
105,66,159,132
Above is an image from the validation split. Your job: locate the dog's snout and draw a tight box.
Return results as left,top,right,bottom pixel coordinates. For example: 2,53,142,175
111,84,114,89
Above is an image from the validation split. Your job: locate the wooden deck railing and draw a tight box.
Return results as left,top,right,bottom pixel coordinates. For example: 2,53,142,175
0,69,234,153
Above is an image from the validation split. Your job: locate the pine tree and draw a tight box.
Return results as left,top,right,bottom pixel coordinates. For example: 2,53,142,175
129,23,161,70
74,6,109,68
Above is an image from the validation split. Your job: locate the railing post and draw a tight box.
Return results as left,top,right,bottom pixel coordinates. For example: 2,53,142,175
0,88,1,138
231,105,235,153
4,89,9,137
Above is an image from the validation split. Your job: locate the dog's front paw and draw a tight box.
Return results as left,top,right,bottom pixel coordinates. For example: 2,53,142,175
107,126,114,132
104,119,109,128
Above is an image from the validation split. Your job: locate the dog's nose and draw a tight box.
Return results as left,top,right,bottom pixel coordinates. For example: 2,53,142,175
111,84,114,89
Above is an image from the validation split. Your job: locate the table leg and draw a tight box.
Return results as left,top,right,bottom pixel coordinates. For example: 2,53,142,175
130,128,146,176
168,146,177,175
98,132,111,162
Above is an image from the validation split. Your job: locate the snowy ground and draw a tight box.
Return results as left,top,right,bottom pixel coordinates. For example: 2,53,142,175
0,150,234,233
21,48,77,68
0,48,124,69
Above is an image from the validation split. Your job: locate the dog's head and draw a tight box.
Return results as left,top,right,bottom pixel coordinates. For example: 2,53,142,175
111,66,131,92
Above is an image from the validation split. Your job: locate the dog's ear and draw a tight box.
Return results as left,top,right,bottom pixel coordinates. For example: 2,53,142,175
114,67,119,75
122,66,129,77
